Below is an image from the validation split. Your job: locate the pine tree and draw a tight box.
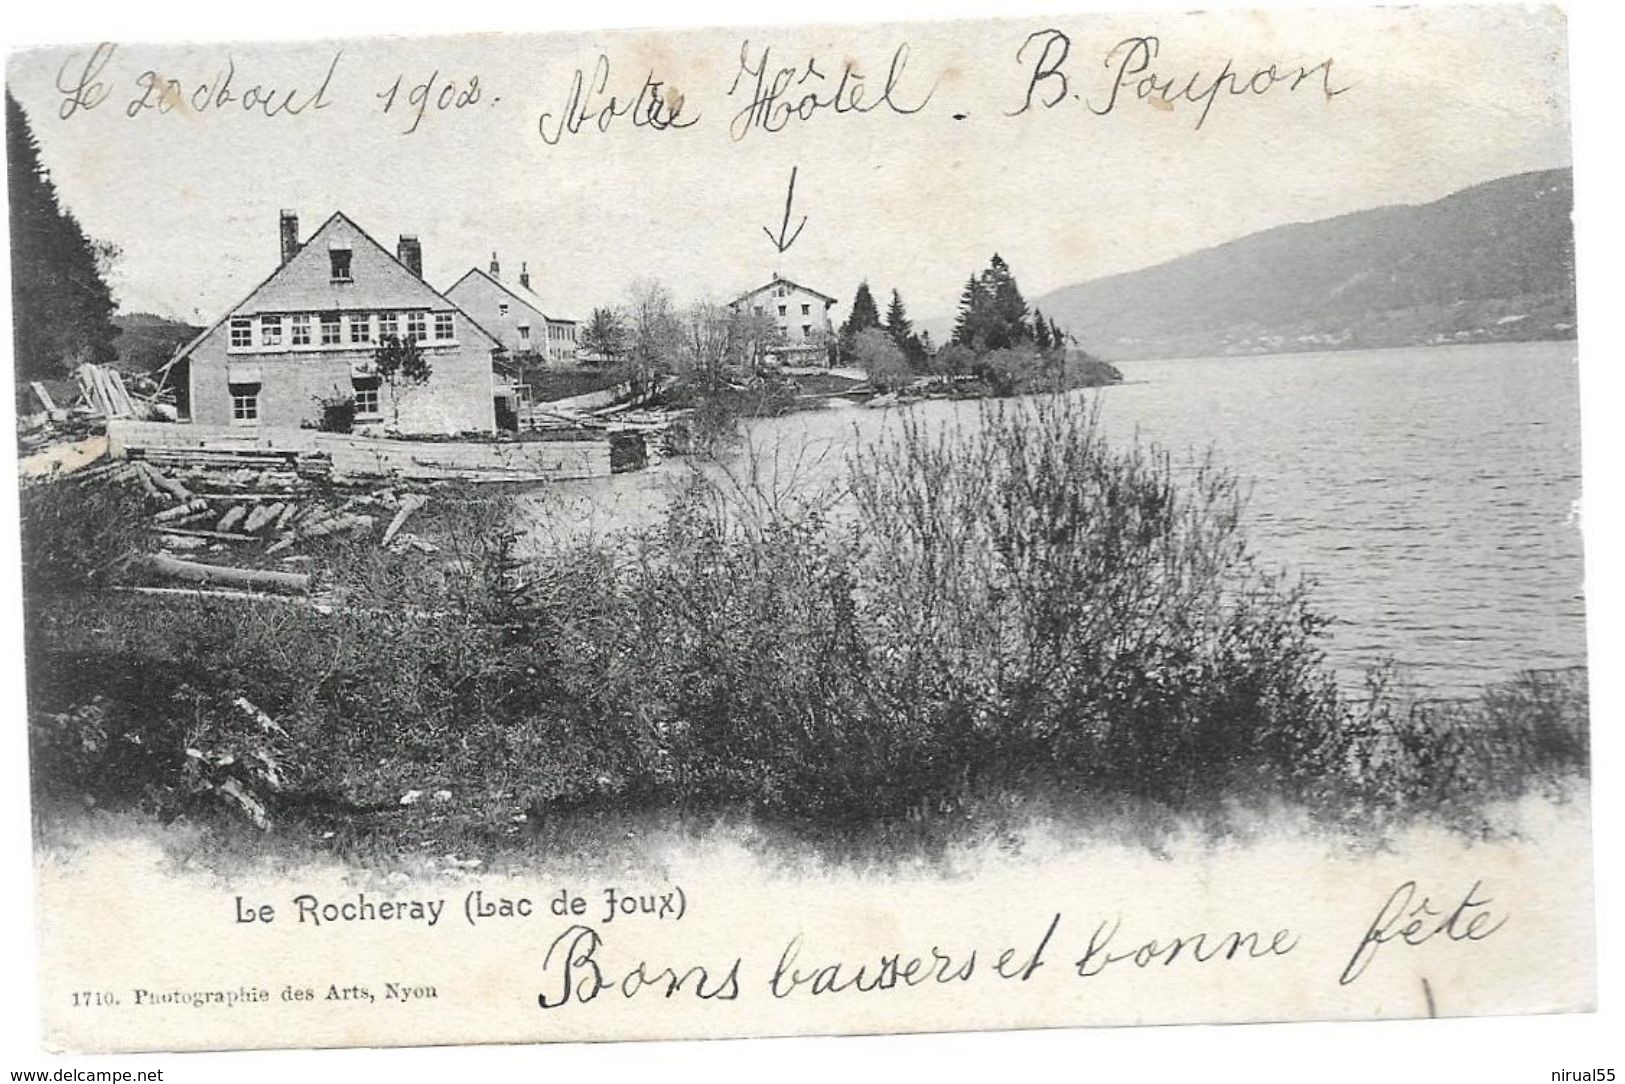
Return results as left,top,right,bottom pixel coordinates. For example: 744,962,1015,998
842,282,881,337
979,253,1030,350
883,289,912,348
951,275,988,349
1050,316,1066,350
7,92,120,386
839,281,882,361
1033,307,1053,351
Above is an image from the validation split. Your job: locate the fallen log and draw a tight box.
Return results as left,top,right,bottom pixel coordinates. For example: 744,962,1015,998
139,462,193,502
242,503,284,534
156,526,261,543
216,505,249,532
381,494,427,548
132,465,162,501
135,553,310,592
158,535,209,551
265,512,374,554
70,460,132,485
109,585,314,606
153,498,210,523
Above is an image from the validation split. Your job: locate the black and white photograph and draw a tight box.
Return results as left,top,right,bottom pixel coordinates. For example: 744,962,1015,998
0,0,1611,1071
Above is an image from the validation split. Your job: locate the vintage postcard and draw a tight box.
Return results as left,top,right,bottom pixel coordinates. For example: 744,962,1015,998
4,1,1593,1057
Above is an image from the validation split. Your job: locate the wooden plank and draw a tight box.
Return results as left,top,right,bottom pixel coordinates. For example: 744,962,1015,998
29,381,61,417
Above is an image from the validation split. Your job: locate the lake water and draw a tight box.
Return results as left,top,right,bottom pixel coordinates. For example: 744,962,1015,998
532,341,1587,699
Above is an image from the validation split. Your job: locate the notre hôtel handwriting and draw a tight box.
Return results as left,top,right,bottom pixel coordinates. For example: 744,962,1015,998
47,32,1350,142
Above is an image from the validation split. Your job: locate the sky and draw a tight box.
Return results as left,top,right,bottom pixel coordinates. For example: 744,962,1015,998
5,5,1572,328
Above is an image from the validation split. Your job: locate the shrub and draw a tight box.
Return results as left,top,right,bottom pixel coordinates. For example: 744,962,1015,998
841,395,1344,811
852,327,913,393
23,398,1591,848
317,393,356,433
19,474,147,597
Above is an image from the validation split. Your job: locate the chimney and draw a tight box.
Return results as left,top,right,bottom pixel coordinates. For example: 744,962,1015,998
519,262,530,290
397,235,422,278
279,210,300,265
489,251,500,278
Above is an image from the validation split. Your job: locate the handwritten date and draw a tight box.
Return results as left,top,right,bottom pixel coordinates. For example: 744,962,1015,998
377,71,482,135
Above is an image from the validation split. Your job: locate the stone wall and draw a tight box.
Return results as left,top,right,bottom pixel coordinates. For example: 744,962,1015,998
108,420,612,481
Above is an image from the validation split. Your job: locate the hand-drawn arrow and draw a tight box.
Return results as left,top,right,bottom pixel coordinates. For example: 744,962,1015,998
762,166,809,254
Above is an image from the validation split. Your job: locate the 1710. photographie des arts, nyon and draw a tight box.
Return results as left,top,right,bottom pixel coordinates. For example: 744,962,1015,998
5,3,1594,1055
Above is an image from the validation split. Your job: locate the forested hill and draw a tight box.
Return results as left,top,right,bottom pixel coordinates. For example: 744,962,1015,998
1029,168,1576,361
112,312,202,374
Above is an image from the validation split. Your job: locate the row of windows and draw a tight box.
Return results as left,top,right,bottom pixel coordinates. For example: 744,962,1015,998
753,303,814,318
229,376,382,426
228,311,455,350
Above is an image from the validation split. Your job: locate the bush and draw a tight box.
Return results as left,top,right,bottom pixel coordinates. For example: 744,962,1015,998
317,394,356,433
967,348,1122,396
1311,664,1589,827
23,399,1590,848
852,328,913,393
19,474,147,597
837,396,1344,812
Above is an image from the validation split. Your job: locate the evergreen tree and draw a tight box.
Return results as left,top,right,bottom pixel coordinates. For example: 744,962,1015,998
883,288,928,370
951,275,988,349
846,282,881,332
979,253,1030,350
845,279,884,360
883,289,912,348
839,281,882,361
1033,307,1053,351
7,92,119,386
1050,316,1066,350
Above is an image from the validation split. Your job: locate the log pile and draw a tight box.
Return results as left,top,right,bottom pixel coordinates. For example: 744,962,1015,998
110,455,434,597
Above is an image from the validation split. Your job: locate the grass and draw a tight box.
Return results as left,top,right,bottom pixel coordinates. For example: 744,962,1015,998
19,394,1591,868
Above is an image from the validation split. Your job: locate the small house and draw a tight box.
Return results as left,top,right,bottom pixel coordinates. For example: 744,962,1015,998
163,211,506,434
729,273,837,367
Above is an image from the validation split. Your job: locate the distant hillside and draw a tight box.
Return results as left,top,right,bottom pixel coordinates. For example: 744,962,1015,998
1028,169,1576,361
113,312,201,374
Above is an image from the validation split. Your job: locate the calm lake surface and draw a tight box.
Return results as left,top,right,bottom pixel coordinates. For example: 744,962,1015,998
532,340,1587,699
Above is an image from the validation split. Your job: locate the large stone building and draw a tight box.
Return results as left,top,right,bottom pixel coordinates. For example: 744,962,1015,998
445,256,579,370
729,273,838,367
165,211,506,434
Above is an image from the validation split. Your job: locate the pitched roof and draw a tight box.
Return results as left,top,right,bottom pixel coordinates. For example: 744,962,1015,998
243,212,475,314
164,211,502,371
732,274,839,307
446,267,575,325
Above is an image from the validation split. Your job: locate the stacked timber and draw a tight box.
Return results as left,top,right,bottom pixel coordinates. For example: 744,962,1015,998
101,454,438,598
74,363,138,418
